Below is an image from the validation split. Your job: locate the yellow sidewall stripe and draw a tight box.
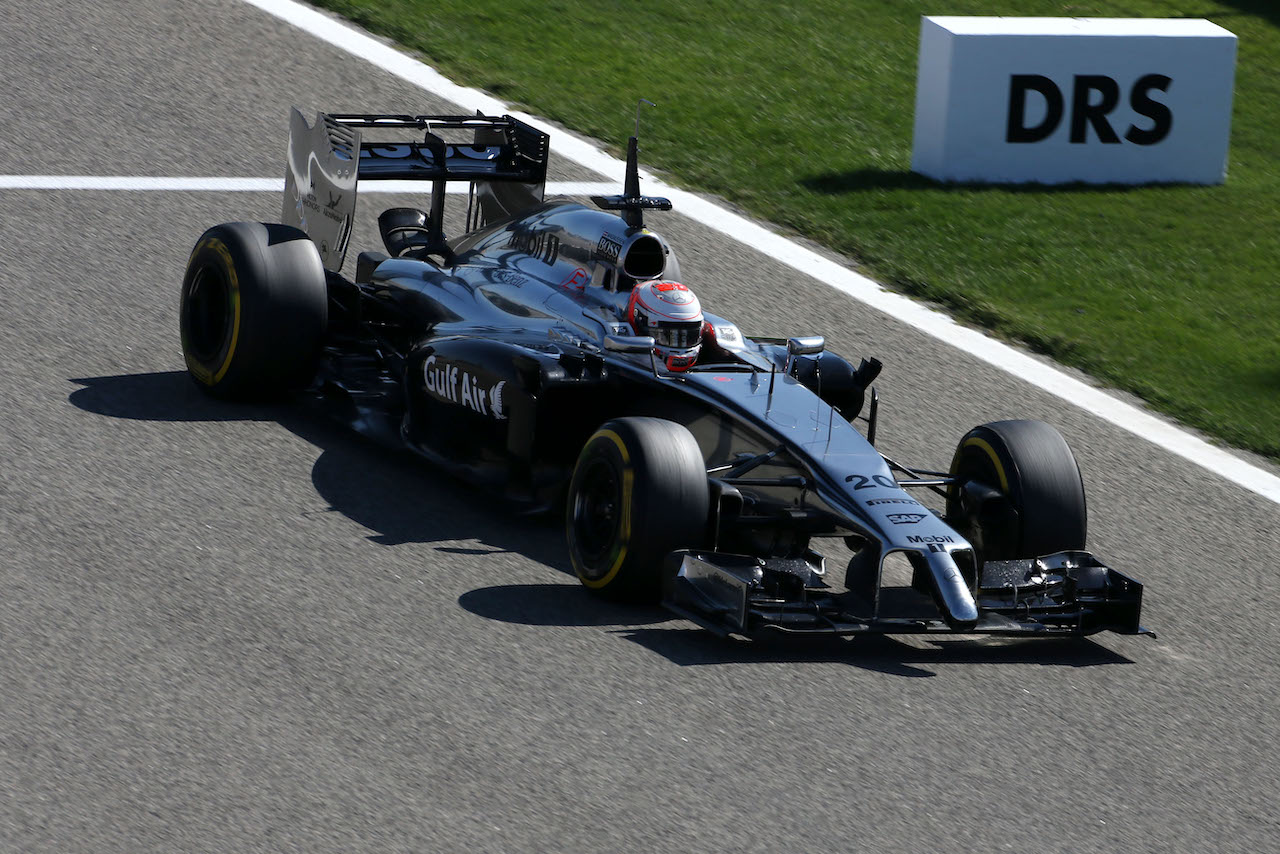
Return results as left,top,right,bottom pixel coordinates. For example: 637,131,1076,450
182,236,242,387
962,436,1010,493
208,238,242,385
574,429,635,590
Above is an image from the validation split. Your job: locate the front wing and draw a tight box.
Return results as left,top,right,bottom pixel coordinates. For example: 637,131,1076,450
662,549,1152,639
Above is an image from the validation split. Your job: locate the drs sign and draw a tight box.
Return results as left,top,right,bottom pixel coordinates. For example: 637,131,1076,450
911,17,1237,184
1007,74,1172,145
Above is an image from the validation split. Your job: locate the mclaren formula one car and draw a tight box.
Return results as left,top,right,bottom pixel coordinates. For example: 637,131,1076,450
179,108,1150,639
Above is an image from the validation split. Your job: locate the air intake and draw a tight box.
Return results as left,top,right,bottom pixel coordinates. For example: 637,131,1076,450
622,235,666,280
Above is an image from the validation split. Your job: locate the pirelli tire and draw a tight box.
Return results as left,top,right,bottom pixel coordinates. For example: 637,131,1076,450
566,417,710,603
946,419,1087,563
180,221,327,400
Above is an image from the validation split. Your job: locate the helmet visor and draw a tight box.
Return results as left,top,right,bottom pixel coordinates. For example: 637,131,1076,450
651,320,702,350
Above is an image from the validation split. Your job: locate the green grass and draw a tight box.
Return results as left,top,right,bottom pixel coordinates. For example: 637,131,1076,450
313,0,1280,459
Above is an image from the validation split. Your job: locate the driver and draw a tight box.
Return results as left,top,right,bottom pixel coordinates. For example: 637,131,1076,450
624,280,704,372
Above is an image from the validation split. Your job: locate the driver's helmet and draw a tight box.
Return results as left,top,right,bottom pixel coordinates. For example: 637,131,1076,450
625,280,704,372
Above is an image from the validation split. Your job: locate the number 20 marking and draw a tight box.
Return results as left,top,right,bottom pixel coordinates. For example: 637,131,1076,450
845,474,897,490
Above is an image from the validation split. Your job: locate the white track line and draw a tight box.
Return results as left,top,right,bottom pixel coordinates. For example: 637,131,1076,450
0,176,279,191
179,0,1274,505
0,175,615,195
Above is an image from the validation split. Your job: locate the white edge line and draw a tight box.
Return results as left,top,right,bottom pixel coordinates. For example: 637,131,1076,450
226,0,1276,506
0,176,616,195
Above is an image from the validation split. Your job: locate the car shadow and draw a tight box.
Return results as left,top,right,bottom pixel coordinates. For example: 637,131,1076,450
458,582,1134,677
71,371,1136,677
458,583,672,628
619,627,1131,678
67,371,567,567
69,369,285,423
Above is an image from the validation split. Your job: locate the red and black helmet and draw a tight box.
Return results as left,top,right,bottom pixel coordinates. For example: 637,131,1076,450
625,280,704,371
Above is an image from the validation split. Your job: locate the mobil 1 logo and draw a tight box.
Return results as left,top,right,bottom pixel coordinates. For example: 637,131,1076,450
1006,74,1172,145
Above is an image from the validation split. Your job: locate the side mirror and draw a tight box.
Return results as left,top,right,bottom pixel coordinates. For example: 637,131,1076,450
785,335,825,374
604,334,656,354
787,336,825,356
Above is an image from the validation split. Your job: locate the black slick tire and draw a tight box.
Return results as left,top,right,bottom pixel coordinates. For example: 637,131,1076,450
566,417,709,603
946,419,1087,562
179,221,327,400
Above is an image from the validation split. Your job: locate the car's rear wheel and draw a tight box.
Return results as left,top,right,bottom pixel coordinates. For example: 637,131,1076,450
566,417,709,602
180,221,327,399
945,419,1087,564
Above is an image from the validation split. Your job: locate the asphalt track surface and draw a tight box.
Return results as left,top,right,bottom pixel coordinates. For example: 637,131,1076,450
2,1,1279,851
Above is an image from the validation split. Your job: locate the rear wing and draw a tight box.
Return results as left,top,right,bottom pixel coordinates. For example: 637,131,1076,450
282,109,549,271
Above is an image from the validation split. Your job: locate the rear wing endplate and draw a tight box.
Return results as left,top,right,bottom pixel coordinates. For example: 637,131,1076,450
283,109,549,271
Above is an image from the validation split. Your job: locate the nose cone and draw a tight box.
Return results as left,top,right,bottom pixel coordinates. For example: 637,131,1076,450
922,548,979,629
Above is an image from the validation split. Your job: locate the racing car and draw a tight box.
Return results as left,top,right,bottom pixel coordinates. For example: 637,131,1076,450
178,107,1151,639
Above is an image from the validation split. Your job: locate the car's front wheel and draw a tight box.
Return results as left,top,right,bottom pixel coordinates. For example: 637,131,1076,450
566,417,709,602
945,419,1087,564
